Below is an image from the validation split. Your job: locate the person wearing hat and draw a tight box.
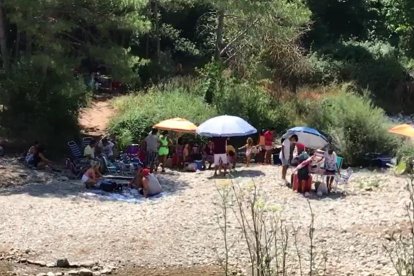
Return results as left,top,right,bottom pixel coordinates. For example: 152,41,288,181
130,166,162,198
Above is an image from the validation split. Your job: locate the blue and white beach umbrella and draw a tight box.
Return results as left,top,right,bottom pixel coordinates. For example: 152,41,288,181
197,115,257,137
283,126,329,149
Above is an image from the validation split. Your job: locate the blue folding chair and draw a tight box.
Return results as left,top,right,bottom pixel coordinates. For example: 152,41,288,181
67,140,83,160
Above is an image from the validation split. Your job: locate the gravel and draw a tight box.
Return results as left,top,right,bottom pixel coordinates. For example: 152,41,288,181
0,162,410,275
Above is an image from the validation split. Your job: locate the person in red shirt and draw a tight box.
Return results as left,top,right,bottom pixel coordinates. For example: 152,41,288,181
264,128,275,164
212,137,228,176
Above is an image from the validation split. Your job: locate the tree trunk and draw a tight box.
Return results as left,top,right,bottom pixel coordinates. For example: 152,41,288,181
153,0,160,65
215,9,224,60
0,0,9,71
14,30,20,60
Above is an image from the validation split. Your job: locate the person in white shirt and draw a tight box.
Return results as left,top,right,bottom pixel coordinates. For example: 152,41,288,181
324,146,338,193
280,134,298,184
99,137,115,160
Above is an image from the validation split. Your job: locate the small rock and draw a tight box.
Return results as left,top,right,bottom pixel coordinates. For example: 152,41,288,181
54,273,63,276
79,268,93,276
47,272,55,276
46,262,55,268
80,261,95,267
68,270,80,276
36,274,47,276
92,273,101,276
100,268,112,274
56,258,70,268
92,266,100,271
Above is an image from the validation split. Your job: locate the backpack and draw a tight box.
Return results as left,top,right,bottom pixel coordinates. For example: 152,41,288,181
99,179,122,192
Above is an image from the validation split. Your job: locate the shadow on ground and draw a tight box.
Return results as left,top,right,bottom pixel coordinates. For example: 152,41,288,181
0,171,191,203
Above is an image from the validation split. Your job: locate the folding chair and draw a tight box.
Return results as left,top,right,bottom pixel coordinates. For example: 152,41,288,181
101,156,119,174
82,137,93,149
67,140,83,160
125,144,139,157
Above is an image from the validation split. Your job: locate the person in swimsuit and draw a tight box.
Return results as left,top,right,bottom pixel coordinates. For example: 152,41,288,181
158,131,170,173
239,137,254,167
82,161,102,189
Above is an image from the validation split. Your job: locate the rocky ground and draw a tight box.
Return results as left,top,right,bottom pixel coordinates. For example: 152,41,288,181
0,157,410,275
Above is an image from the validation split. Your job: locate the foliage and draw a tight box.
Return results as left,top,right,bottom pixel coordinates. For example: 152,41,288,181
384,177,414,276
109,80,217,146
0,59,87,151
302,86,397,165
215,179,327,276
199,62,294,132
309,40,407,111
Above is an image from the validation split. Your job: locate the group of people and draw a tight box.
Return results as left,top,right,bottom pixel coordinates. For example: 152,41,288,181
280,133,339,194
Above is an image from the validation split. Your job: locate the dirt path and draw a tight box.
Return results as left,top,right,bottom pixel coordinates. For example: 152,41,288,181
78,98,116,137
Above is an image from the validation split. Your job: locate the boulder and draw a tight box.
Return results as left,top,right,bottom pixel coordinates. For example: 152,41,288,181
79,268,93,276
56,258,70,268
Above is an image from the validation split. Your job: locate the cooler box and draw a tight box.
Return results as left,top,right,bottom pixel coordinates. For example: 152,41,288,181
195,160,203,171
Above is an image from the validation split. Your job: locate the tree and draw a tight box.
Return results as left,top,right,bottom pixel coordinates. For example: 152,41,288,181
0,0,151,149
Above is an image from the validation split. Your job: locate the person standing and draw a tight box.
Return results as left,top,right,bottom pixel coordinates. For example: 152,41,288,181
324,146,338,193
264,128,275,164
257,129,266,164
280,134,298,184
212,137,228,176
144,128,159,172
158,131,170,173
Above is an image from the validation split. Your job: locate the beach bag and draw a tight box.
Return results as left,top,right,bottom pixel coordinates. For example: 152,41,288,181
316,181,328,196
99,179,122,192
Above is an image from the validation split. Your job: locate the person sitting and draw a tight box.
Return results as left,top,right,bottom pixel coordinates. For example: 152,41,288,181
84,140,97,159
130,167,162,197
324,146,338,193
28,145,53,169
25,141,39,165
82,161,102,189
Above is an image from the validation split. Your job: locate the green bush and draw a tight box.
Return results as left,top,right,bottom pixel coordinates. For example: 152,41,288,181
0,59,88,153
309,40,407,112
109,85,217,148
212,78,293,132
303,85,398,165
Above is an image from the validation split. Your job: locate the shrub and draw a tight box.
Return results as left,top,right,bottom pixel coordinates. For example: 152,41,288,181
213,78,294,132
309,40,408,112
303,85,398,165
109,85,217,148
0,59,88,153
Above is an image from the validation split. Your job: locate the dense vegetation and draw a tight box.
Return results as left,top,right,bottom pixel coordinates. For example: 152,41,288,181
0,0,413,162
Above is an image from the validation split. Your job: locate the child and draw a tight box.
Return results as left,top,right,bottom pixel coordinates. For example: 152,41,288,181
226,139,237,169
239,137,254,167
324,146,338,193
292,150,312,194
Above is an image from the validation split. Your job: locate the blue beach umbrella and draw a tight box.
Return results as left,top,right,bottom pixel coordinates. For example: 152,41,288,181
197,115,257,137
283,126,329,149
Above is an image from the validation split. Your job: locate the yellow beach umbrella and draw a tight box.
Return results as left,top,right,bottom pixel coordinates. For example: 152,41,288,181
388,124,414,138
153,117,197,133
